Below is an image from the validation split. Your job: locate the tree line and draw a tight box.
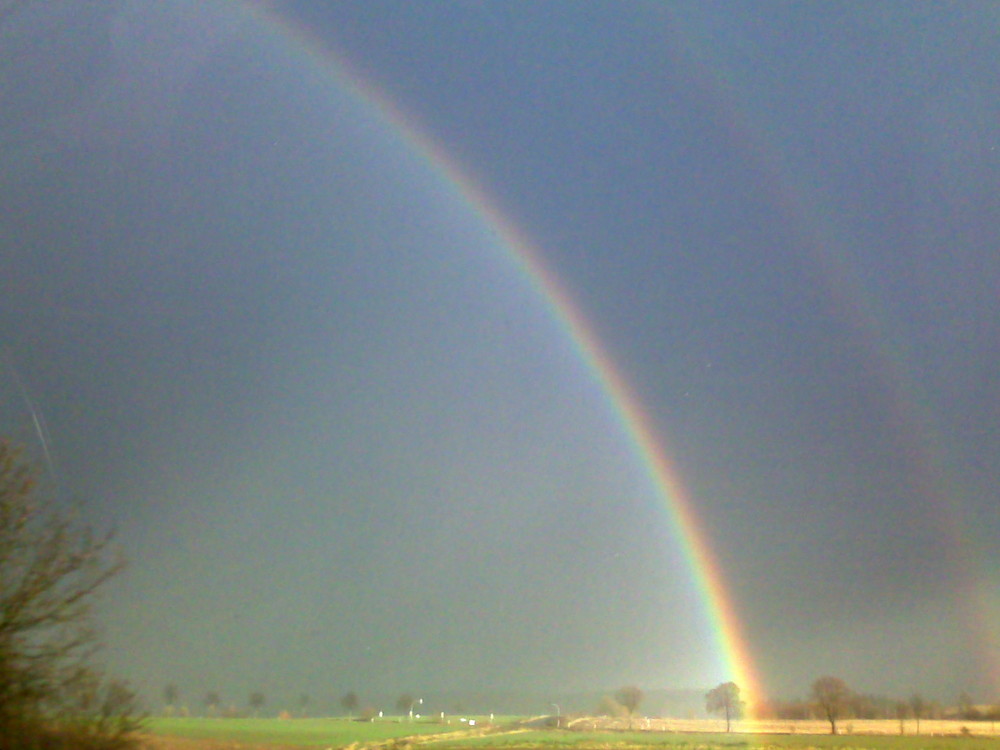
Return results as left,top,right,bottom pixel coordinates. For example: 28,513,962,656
763,676,1000,734
712,677,1000,735
160,685,432,721
602,678,1000,736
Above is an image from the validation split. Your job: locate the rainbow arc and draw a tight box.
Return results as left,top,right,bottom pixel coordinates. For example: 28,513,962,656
244,1,766,710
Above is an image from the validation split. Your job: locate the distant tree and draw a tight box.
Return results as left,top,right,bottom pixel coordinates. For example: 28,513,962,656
894,700,909,734
958,691,981,720
341,691,359,717
204,691,222,716
811,676,852,735
616,686,643,728
786,700,812,720
396,693,421,720
985,704,1000,732
909,693,926,734
928,698,943,720
755,698,810,720
164,684,179,715
705,682,744,732
849,693,893,720
249,691,266,717
298,692,310,717
0,439,142,748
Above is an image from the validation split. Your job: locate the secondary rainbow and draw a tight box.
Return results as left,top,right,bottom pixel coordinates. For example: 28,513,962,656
245,2,766,708
664,11,1000,696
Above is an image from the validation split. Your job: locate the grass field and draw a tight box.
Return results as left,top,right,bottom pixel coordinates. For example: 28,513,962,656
144,716,474,747
143,717,1000,750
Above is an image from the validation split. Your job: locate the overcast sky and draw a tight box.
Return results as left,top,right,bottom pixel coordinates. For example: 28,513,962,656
1,0,998,713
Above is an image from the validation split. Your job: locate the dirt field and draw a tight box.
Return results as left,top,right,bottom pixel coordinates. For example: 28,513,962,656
573,716,1000,736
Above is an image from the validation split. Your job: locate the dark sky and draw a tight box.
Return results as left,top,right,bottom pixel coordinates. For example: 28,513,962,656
1,0,998,712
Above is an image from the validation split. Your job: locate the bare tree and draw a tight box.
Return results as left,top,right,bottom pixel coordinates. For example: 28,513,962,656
616,685,643,728
909,693,925,734
0,440,141,748
705,682,744,732
894,700,909,734
811,676,851,735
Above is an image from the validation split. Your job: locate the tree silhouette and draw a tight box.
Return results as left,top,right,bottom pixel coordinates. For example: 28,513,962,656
705,682,744,732
396,693,420,720
811,676,851,734
909,693,926,733
894,700,909,734
616,686,643,728
341,691,359,718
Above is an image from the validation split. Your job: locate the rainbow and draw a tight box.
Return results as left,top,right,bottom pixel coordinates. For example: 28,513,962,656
241,2,766,708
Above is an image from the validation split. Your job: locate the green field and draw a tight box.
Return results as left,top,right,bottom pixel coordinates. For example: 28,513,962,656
146,718,1000,750
146,716,472,747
